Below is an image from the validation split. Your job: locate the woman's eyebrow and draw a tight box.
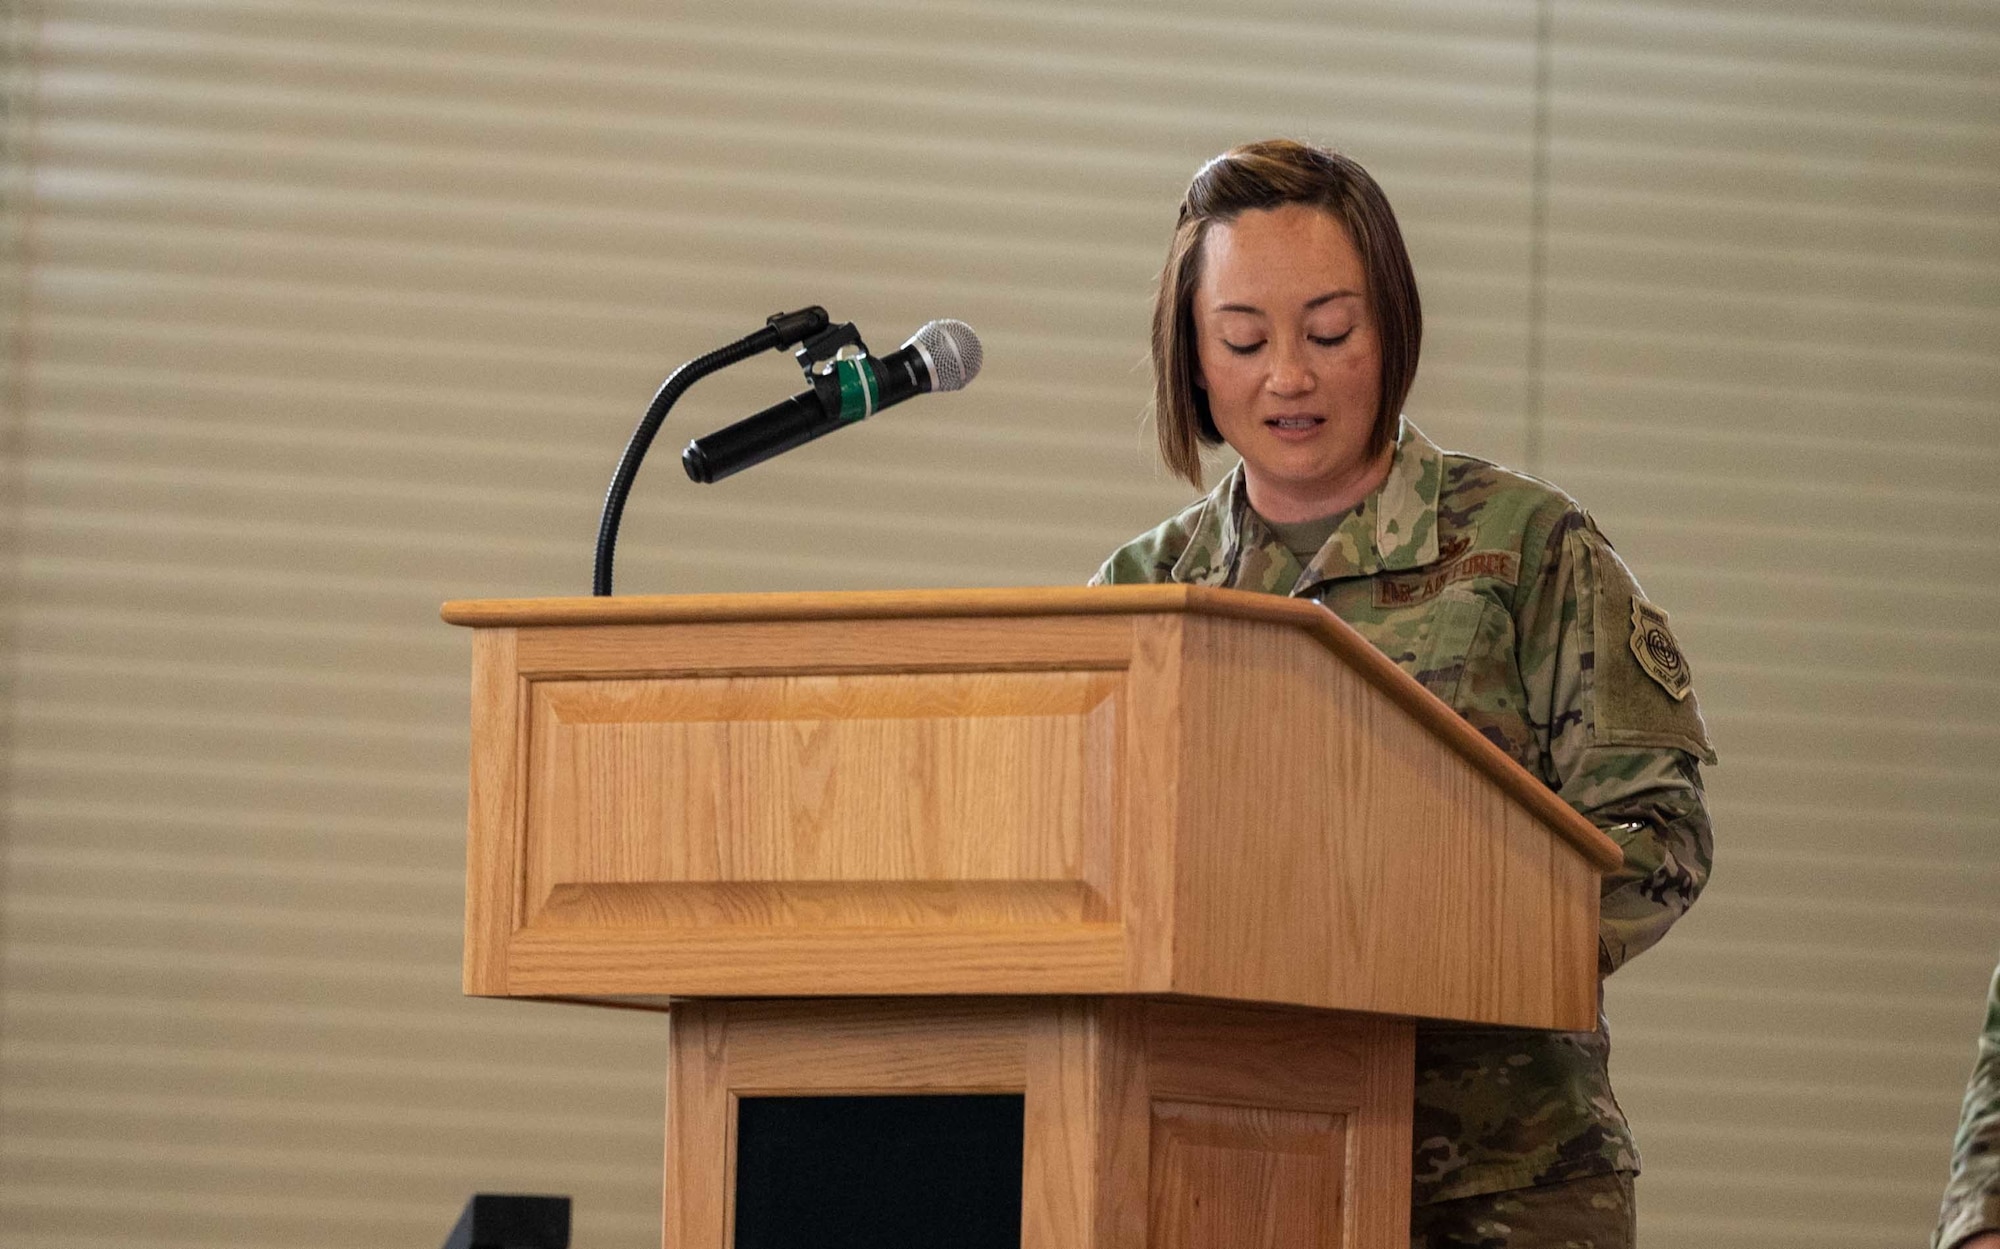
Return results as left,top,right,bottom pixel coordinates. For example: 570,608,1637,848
1305,289,1362,309
1213,289,1361,315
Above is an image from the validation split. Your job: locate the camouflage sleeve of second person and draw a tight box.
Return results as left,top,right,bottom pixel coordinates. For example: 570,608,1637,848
1938,961,2000,1249
1513,502,1719,976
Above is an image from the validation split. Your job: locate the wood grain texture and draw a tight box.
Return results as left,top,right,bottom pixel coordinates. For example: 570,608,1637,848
1177,588,1617,874
534,881,1095,929
664,1000,730,1249
443,585,1195,629
455,591,1604,1027
1089,1002,1152,1249
445,587,1615,873
1134,1003,1412,1249
520,670,1117,914
1549,846,1604,1028
706,999,1031,1093
1352,1015,1416,1249
502,923,1129,998
462,628,519,995
514,616,1133,681
1143,1000,1378,1111
1118,615,1182,993
1148,1101,1347,1249
1171,613,1600,1030
1021,1000,1100,1249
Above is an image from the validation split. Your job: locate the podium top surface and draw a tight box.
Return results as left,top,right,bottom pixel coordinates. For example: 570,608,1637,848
443,585,1617,872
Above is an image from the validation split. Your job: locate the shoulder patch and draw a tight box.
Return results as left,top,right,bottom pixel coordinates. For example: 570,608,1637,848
1583,526,1717,763
1629,599,1692,701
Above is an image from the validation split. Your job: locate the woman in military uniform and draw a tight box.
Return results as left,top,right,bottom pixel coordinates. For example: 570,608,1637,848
1093,139,1718,1248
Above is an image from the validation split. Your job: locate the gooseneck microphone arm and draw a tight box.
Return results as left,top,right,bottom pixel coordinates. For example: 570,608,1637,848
591,306,829,596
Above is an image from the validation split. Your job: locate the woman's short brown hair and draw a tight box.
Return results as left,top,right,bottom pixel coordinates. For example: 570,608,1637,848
1152,139,1422,488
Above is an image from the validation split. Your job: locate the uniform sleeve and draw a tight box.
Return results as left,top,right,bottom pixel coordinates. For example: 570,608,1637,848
1515,506,1718,977
1088,548,1149,587
1089,498,1211,587
1938,962,2000,1249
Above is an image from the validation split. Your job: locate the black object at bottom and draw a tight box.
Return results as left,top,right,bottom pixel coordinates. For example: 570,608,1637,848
733,1094,1025,1249
440,1193,571,1249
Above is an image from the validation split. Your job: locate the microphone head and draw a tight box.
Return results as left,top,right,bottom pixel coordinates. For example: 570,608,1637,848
902,319,983,393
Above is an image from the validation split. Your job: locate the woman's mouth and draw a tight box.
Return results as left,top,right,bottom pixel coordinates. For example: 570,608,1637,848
1266,416,1324,432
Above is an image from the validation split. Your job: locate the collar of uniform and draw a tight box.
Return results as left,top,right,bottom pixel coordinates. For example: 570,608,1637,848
1165,466,1245,589
1167,420,1445,593
1290,418,1444,594
1178,464,1310,595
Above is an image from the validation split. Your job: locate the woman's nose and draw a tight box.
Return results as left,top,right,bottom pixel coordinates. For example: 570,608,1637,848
1264,339,1315,396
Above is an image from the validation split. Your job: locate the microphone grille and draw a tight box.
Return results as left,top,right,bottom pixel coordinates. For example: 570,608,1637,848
905,318,983,393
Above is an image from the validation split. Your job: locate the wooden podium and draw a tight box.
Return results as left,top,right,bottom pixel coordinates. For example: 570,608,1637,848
443,586,1619,1249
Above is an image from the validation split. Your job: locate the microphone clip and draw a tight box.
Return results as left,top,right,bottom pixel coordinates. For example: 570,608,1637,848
792,321,880,423
793,320,871,372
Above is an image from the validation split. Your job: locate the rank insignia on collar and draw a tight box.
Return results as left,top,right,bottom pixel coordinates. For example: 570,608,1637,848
1630,599,1692,701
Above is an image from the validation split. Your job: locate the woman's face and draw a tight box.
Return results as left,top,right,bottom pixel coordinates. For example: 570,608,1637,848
1192,203,1388,523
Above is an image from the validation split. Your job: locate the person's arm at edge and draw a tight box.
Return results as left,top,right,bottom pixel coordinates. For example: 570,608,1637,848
1938,962,2000,1249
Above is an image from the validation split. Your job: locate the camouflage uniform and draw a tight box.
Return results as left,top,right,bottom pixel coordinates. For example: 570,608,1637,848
1093,421,1717,1210
1938,959,2000,1248
1412,1172,1633,1249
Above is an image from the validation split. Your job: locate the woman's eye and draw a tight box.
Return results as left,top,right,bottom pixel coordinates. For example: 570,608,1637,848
1222,340,1264,355
1309,330,1354,347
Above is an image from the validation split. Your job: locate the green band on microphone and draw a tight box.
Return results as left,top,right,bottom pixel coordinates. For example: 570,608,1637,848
832,356,878,423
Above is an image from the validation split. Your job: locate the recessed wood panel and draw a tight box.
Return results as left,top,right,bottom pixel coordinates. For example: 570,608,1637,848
521,669,1119,916
1148,1101,1348,1249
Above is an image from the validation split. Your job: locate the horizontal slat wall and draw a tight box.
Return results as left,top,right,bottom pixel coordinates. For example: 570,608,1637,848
1545,3,2000,1246
6,2,1997,1246
0,3,1543,1246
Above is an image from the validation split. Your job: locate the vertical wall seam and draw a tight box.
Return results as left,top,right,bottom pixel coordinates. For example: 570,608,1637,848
0,0,43,1014
1524,0,1553,474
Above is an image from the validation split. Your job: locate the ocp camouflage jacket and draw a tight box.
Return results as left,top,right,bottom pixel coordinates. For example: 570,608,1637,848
1938,961,2000,1248
1093,421,1717,1205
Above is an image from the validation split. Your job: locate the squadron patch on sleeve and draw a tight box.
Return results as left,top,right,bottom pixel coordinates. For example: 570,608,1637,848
1629,599,1692,701
1584,526,1715,760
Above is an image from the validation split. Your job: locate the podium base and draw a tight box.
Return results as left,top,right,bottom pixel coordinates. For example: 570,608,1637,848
665,997,1414,1249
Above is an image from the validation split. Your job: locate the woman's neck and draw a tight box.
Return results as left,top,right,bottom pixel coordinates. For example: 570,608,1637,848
1242,442,1395,524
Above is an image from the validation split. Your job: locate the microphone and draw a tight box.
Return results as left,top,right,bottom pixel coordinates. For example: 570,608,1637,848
682,319,983,484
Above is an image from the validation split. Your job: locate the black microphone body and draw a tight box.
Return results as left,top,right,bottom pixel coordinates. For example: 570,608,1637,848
680,389,844,486
683,327,973,484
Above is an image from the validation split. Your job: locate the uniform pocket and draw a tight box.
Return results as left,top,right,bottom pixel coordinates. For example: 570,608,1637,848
1412,587,1493,707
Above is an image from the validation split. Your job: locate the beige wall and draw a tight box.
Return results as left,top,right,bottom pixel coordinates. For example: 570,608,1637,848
2,2,1996,1245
